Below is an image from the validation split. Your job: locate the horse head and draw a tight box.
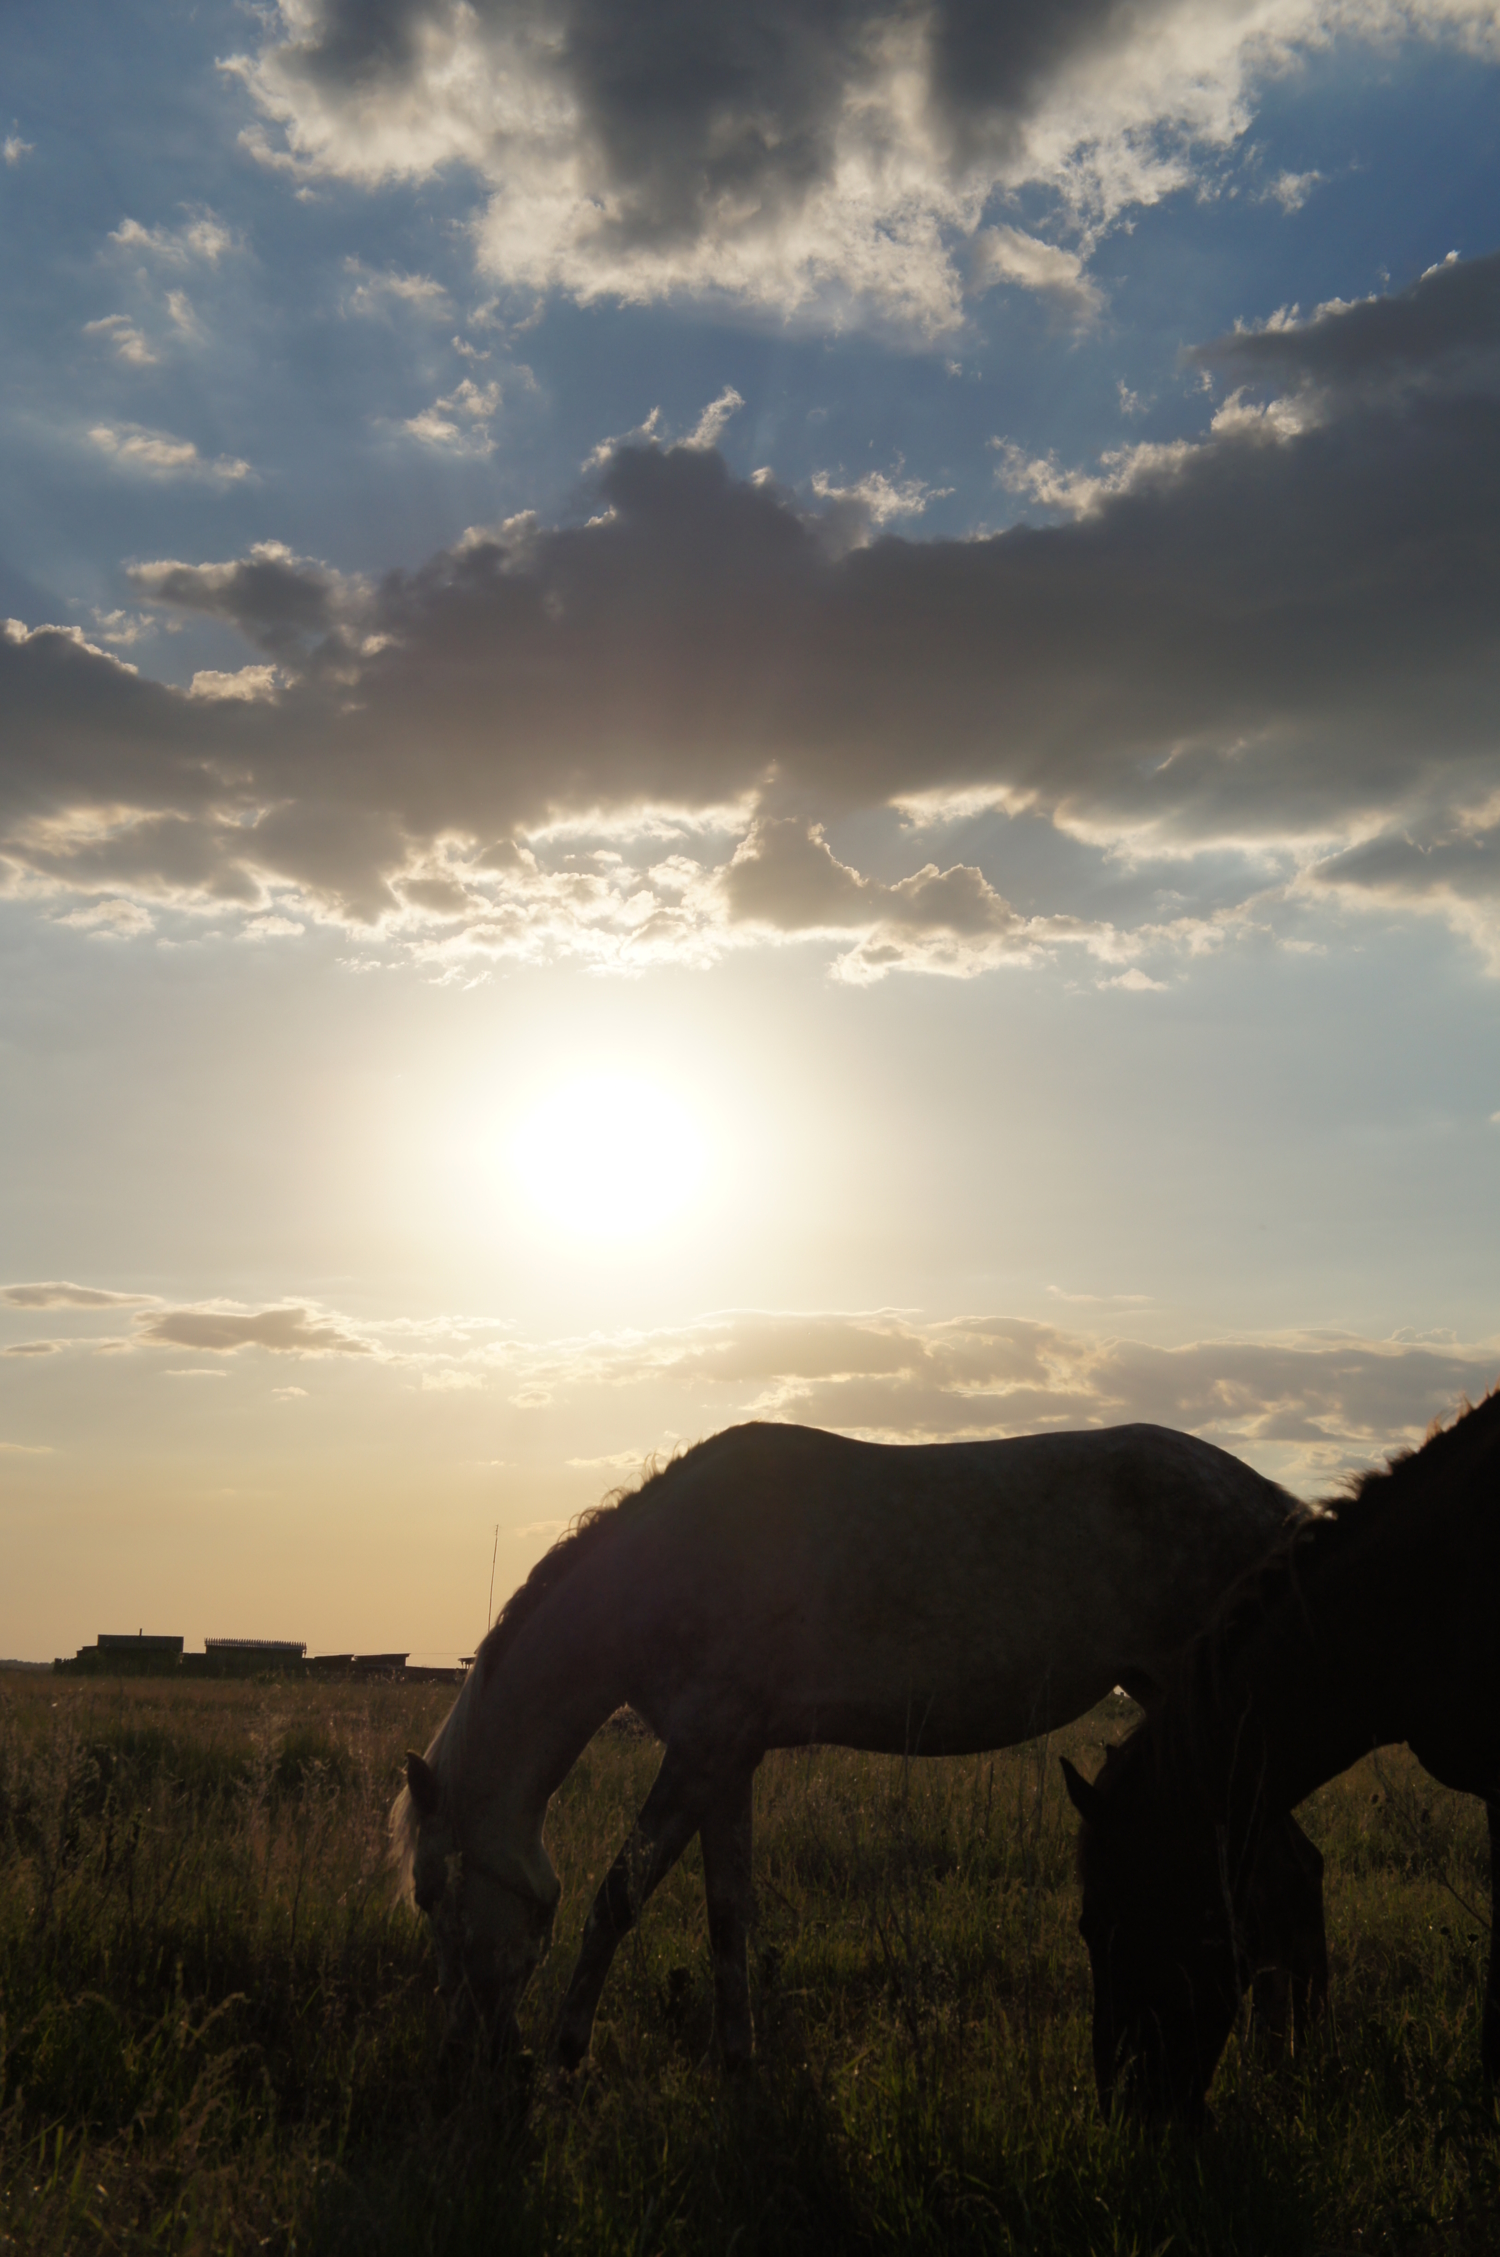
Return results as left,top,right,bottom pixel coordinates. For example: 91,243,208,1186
1061,1752,1241,2126
402,1750,561,2057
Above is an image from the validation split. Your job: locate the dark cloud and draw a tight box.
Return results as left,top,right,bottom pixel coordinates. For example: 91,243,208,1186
136,1306,373,1355
5,254,1500,959
266,0,1144,241
1193,248,1500,399
128,545,350,663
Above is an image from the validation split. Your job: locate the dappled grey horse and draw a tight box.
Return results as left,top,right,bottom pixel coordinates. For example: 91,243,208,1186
394,1419,1311,2069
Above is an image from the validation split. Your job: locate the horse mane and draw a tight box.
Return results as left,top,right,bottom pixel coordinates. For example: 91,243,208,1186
1135,1387,1500,1807
390,1439,703,1891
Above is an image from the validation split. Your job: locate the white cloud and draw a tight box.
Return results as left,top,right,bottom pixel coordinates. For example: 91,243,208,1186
684,387,745,452
403,377,501,450
810,462,953,543
108,209,237,264
3,135,34,166
54,897,156,939
83,314,157,366
188,665,280,702
344,260,449,316
1262,167,1326,212
165,289,204,341
971,225,1103,320
1101,966,1169,991
89,424,252,482
90,609,159,648
991,432,1197,518
239,912,306,939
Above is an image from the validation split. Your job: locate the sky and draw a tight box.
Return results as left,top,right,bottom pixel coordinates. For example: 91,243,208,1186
3,0,1500,1664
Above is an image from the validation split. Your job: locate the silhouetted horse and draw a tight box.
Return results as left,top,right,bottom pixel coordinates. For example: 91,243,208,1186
1064,1389,1500,2123
393,1419,1316,2068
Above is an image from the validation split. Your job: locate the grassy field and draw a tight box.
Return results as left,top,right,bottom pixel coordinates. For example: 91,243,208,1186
0,1670,1496,2255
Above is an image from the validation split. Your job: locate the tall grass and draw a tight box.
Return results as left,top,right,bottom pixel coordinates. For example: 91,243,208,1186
0,1671,1495,2254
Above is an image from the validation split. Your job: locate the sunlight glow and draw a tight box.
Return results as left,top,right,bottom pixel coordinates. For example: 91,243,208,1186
509,1073,708,1240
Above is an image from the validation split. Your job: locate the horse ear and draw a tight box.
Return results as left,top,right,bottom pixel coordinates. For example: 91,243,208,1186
405,1750,440,1816
1060,1755,1108,1828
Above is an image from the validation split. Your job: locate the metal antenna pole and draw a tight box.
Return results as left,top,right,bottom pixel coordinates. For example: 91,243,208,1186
485,1523,499,1641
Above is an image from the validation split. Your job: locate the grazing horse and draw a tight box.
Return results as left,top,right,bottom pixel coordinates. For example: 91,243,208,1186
393,1419,1310,2070
1064,1388,1500,2124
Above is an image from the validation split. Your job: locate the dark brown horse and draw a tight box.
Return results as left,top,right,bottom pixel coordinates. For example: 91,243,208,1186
1063,1389,1500,2123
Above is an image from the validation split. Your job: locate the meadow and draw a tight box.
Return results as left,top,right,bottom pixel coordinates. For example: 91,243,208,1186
0,1669,1495,2256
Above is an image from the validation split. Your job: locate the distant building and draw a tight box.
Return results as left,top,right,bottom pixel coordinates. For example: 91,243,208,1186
306,1651,409,1679
205,1638,307,1658
61,1632,185,1675
203,1637,307,1676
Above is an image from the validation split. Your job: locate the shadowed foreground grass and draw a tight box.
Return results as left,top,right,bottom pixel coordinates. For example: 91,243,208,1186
1,1672,1496,2254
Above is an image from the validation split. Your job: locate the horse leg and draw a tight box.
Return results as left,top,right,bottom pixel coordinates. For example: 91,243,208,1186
1284,1813,1328,2045
699,1767,757,2068
1484,1799,1500,2080
1243,1813,1326,2057
551,1740,716,2071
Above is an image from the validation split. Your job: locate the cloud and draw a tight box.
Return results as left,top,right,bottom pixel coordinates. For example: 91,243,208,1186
470,1304,1500,1493
3,135,34,166
403,376,502,450
90,609,160,648
720,816,1116,981
971,224,1103,319
135,1304,374,1356
127,543,361,659
188,665,280,703
2,1341,63,1358
225,0,1499,337
2,1281,152,1309
1191,249,1500,401
1261,167,1325,213
108,209,238,264
89,425,253,482
55,897,156,938
684,387,744,452
83,314,158,366
343,260,449,315
809,461,954,549
17,1271,1491,1488
4,253,1500,970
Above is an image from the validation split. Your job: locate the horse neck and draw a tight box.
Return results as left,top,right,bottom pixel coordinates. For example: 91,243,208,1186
1162,1533,1415,1840
461,1554,632,1831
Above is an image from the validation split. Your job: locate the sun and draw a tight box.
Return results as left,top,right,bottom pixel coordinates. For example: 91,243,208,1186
509,1073,708,1240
